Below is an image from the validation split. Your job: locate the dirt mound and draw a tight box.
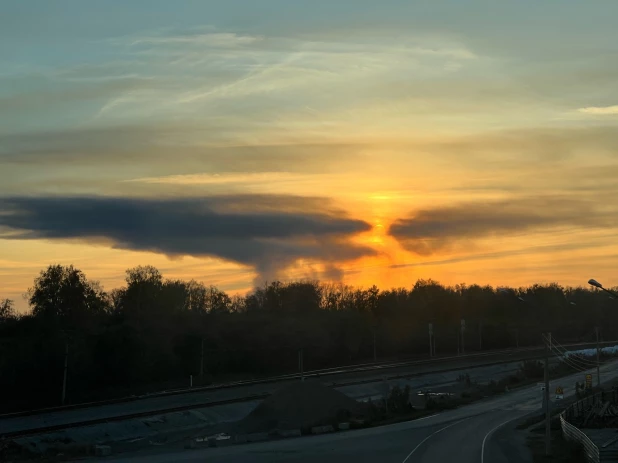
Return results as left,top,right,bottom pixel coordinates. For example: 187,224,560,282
235,380,363,433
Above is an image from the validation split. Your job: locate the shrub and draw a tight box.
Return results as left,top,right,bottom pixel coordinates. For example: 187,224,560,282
457,373,471,386
386,385,412,414
519,360,544,379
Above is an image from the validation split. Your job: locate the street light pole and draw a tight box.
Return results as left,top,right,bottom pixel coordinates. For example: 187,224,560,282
61,335,69,405
457,328,460,356
544,332,551,457
428,323,433,358
200,337,204,377
596,326,601,387
461,319,465,355
498,289,522,349
589,279,618,299
298,348,304,381
373,330,377,362
479,320,483,351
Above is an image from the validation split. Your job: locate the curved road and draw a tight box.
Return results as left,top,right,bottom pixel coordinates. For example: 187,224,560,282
106,360,618,463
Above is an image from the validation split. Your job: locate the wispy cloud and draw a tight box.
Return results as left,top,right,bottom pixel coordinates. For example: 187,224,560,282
578,105,618,115
131,32,263,47
111,28,480,112
125,172,311,185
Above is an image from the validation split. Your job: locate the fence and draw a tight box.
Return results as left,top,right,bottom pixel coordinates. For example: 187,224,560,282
560,389,618,463
560,412,600,463
562,390,618,422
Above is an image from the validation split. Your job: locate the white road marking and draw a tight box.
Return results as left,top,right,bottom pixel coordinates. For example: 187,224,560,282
414,413,439,422
401,417,470,463
481,416,519,463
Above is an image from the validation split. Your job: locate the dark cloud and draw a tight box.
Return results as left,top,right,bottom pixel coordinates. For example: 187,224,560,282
0,195,374,280
389,196,618,255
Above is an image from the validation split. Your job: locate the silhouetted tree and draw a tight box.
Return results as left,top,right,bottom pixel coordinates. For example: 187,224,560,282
2,263,616,414
26,264,108,329
0,298,16,321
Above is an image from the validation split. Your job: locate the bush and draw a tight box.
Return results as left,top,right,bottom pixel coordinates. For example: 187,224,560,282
386,385,412,414
457,373,471,386
519,360,544,379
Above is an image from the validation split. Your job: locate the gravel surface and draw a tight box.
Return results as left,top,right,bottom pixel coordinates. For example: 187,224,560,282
234,380,364,433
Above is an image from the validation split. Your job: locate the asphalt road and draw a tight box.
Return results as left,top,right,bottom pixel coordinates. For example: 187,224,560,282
106,360,618,463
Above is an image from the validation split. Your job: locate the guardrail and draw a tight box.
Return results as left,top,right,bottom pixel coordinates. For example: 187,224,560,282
560,413,600,463
560,389,618,463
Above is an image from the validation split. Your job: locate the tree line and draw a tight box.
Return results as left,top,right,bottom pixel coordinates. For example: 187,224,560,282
0,264,615,412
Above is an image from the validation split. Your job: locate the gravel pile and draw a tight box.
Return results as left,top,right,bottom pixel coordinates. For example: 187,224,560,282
235,380,363,433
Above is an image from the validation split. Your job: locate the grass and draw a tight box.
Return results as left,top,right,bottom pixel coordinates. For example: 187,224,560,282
516,408,566,431
526,416,584,462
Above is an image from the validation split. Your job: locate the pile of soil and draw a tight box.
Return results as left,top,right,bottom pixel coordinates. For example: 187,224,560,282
235,380,364,433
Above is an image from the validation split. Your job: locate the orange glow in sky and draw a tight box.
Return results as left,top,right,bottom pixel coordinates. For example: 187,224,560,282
2,2,618,312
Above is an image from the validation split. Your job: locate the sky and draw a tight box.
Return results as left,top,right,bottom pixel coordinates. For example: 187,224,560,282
2,1,618,312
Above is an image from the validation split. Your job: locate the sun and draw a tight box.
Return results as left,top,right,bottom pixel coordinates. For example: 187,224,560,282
369,221,386,245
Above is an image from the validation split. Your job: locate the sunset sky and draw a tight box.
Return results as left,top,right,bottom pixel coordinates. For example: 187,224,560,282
2,1,618,312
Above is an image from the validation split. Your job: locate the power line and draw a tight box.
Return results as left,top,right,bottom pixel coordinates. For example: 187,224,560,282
551,335,600,365
546,338,598,367
547,346,595,371
542,335,596,371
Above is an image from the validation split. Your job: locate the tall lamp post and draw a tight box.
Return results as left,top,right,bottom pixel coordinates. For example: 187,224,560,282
588,279,618,299
588,279,612,387
498,288,524,348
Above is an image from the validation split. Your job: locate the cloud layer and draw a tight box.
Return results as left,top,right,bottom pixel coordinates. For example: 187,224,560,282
0,195,374,282
388,196,617,255
578,105,618,115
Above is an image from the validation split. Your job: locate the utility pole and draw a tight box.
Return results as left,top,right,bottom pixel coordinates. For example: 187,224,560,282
373,331,377,362
61,336,69,405
479,320,482,351
428,323,433,358
433,331,436,357
516,328,519,348
298,348,304,381
200,337,205,377
596,327,601,387
457,328,460,356
461,319,465,355
544,332,551,457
